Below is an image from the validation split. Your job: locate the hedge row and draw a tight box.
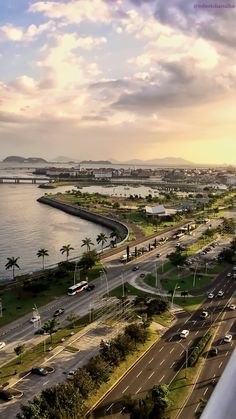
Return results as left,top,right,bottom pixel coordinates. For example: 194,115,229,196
188,331,212,367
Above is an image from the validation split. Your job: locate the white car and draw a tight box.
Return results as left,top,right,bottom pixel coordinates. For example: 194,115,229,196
224,334,232,343
30,315,41,323
208,293,214,299
0,342,6,350
180,330,189,339
229,304,236,310
217,290,224,297
227,273,232,278
67,370,75,381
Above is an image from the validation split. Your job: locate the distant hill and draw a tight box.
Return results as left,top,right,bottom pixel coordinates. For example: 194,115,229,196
3,156,48,164
116,157,195,166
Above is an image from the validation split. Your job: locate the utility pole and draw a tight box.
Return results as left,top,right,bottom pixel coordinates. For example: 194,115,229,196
0,298,2,317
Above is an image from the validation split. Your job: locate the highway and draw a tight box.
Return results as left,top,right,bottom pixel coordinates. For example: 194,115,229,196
91,267,236,418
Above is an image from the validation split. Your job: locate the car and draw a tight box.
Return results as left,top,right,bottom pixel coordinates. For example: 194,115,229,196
210,347,218,356
34,328,47,335
227,273,232,278
217,290,224,297
140,273,145,278
53,308,65,317
0,390,14,401
224,334,232,343
180,330,189,339
0,342,6,350
208,293,214,299
85,284,95,291
229,304,236,310
200,311,209,319
156,253,162,258
132,266,139,271
31,367,48,376
67,370,76,381
30,315,41,323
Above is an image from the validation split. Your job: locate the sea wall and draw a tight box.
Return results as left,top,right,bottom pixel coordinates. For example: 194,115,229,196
37,196,129,244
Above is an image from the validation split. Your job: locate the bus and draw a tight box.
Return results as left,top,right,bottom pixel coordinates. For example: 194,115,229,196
68,281,88,296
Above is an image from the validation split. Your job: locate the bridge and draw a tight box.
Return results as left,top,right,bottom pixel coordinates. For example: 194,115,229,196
0,176,50,184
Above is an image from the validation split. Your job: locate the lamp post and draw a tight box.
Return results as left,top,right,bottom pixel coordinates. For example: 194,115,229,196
193,263,199,288
171,283,180,309
73,262,81,285
155,261,158,289
0,298,2,318
100,270,109,297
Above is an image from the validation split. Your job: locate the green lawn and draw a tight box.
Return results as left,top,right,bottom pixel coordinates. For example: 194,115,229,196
143,274,156,288
161,274,212,292
109,282,158,299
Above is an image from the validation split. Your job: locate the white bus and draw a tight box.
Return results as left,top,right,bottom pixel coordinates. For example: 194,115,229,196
68,280,88,296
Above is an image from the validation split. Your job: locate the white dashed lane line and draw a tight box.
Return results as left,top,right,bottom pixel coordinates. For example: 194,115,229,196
136,387,142,394
136,371,142,378
204,388,208,396
159,346,164,352
122,386,129,394
160,359,165,366
148,372,155,380
148,357,154,364
219,361,223,368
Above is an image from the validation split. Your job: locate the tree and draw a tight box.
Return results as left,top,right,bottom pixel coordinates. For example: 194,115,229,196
110,230,123,246
81,237,94,252
60,244,74,261
96,233,108,252
167,250,187,266
5,256,20,279
73,368,95,398
100,340,122,367
37,248,49,270
78,250,99,273
42,318,58,343
124,324,148,345
85,355,111,384
151,384,172,416
14,344,25,364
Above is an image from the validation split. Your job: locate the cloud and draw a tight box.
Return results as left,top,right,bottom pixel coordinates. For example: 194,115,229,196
0,21,54,42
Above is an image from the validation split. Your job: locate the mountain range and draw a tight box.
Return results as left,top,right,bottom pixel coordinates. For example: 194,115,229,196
53,156,195,166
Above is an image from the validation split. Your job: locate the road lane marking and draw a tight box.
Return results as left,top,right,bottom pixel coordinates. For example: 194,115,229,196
180,350,184,356
122,385,129,394
105,403,114,413
148,372,155,380
159,374,165,382
159,346,164,352
195,403,200,413
170,362,175,368
204,388,208,395
195,331,199,335
136,371,142,378
160,359,165,366
177,328,180,332
148,357,154,364
43,380,49,386
169,337,173,342
136,387,142,394
219,362,223,368
225,351,229,356
170,348,174,354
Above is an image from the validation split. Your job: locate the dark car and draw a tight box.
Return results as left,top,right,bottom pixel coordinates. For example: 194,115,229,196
210,347,218,356
85,284,95,292
140,273,145,278
31,367,48,376
53,308,65,317
132,266,139,271
0,390,14,402
34,328,47,335
156,253,162,258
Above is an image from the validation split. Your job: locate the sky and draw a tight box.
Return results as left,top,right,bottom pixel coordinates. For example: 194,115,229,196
0,0,236,164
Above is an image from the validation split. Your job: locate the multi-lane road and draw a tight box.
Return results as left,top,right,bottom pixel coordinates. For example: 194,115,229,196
0,216,234,417
92,267,236,418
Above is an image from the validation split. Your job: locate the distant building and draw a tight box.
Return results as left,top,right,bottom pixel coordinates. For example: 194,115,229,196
145,205,178,217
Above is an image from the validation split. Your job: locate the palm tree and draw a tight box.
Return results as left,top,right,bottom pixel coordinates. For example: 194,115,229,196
110,230,122,247
81,237,94,252
60,244,74,261
96,233,108,252
37,248,49,270
5,257,20,279
42,318,58,343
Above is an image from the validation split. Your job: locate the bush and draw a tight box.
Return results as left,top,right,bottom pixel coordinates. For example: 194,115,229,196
188,331,212,367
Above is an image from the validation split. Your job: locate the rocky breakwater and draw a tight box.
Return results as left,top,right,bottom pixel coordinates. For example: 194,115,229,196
37,196,129,244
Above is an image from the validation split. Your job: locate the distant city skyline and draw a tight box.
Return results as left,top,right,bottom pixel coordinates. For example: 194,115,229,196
0,1,236,164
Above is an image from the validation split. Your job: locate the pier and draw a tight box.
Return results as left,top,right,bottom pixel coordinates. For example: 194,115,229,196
0,176,50,184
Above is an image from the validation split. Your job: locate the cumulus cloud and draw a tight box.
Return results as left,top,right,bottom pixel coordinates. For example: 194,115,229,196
0,21,54,42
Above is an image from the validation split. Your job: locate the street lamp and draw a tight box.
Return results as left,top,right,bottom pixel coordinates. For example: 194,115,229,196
193,262,199,288
100,269,109,297
171,283,180,309
154,261,158,289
